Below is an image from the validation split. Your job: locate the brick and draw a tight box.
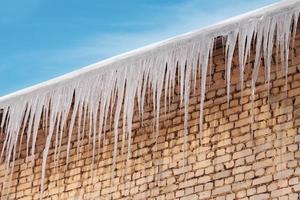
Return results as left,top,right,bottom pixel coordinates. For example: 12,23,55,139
198,176,211,184
236,190,246,198
289,177,299,185
198,190,211,199
173,166,191,175
233,149,252,159
249,193,270,200
232,166,251,175
232,180,251,191
288,88,300,97
271,187,292,197
274,169,294,180
253,175,272,185
212,185,231,196
180,194,198,200
213,170,231,180
179,178,197,189
176,190,185,198
253,158,273,170
293,184,300,192
213,154,231,164
295,135,300,142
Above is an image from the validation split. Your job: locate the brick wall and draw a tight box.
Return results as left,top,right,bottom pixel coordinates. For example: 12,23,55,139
1,29,300,200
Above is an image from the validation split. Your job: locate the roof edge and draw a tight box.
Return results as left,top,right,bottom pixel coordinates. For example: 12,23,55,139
0,0,298,103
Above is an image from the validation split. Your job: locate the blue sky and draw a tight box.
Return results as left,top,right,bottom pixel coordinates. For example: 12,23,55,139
0,0,279,96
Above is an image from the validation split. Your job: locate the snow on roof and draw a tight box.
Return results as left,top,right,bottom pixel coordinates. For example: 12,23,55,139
0,0,299,103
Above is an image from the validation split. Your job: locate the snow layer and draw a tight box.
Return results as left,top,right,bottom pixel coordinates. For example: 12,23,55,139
0,0,300,198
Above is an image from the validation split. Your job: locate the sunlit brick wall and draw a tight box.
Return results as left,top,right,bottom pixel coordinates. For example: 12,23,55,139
1,28,300,200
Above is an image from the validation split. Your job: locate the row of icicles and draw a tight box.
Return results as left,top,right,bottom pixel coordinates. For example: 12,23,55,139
0,5,299,199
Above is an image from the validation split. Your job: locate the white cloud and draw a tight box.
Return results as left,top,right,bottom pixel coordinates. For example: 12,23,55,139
3,0,280,75
43,0,279,68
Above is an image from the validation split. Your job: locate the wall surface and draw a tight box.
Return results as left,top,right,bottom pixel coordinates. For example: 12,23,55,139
1,29,300,200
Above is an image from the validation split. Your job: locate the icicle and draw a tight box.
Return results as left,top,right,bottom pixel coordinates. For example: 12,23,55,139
164,61,171,116
25,97,38,158
238,22,255,98
65,88,80,166
140,63,151,125
0,2,299,199
40,94,61,199
291,12,299,63
1,101,27,193
80,101,88,159
0,107,8,132
153,59,167,141
225,30,238,108
182,62,192,167
55,88,73,167
76,101,83,159
112,67,126,174
90,101,99,180
208,41,215,89
53,110,61,168
125,65,142,161
179,52,188,109
250,19,264,139
136,64,144,119
181,42,200,167
265,18,276,104
40,86,74,199
283,13,294,94
30,96,48,165
102,76,116,148
17,104,30,159
97,72,115,158
199,38,214,137
120,63,140,160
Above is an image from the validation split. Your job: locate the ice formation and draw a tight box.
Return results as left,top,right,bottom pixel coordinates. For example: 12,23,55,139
0,0,300,198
